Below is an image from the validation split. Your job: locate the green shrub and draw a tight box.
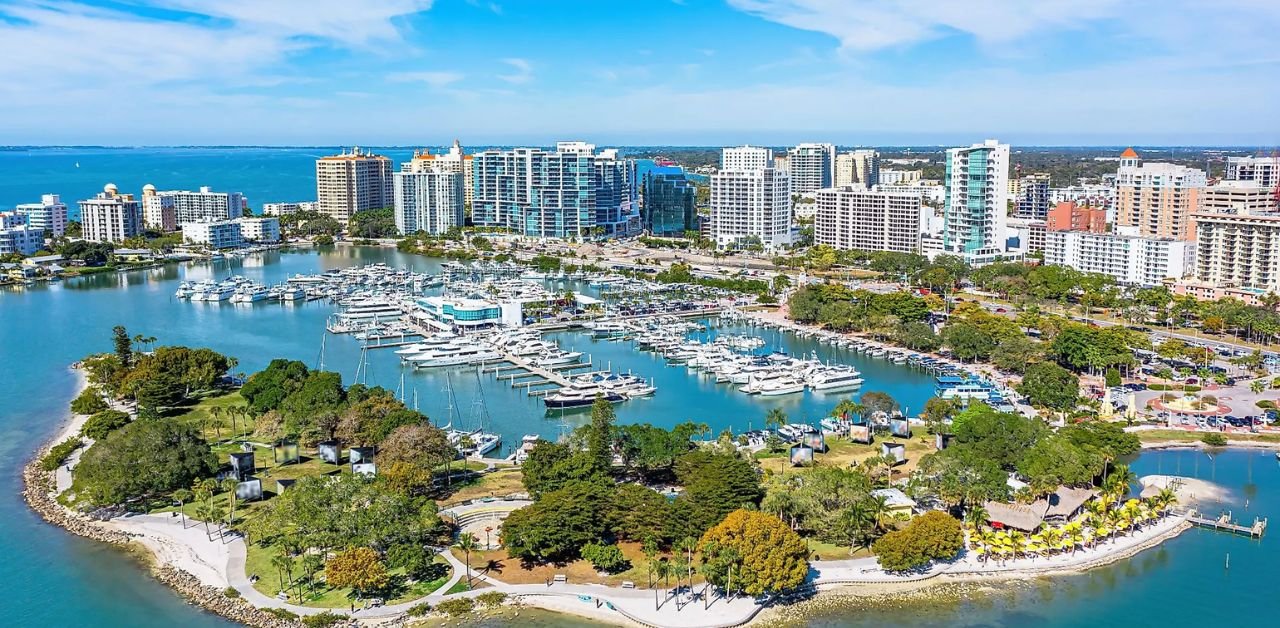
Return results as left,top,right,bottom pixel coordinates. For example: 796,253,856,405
435,598,475,616
1256,400,1276,409
313,235,335,246
40,437,83,471
263,608,299,621
475,591,507,607
1104,368,1122,388
81,409,131,440
71,387,109,415
1184,385,1202,393
223,587,241,599
1201,433,1228,447
301,611,344,628
406,602,432,617
581,542,629,573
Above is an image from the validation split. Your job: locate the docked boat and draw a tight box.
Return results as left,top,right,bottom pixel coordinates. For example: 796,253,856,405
407,343,502,368
807,366,864,391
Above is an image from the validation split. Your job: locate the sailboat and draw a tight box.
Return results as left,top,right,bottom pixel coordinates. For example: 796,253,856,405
465,367,502,457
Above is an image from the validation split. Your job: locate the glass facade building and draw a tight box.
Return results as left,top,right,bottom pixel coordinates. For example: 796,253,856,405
641,166,696,236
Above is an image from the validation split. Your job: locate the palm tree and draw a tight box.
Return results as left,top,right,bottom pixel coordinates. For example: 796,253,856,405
271,553,294,595
1250,379,1266,394
221,478,239,527
172,489,193,529
1066,526,1084,555
975,529,997,562
680,537,698,600
1008,531,1026,559
1042,527,1063,555
764,407,788,431
456,532,478,587
965,505,989,530
194,503,216,540
301,553,324,598
1155,488,1178,516
209,406,223,440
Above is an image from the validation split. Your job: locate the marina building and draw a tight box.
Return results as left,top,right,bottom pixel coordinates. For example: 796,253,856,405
1224,155,1280,191
787,143,836,195
78,184,142,243
235,217,281,243
0,225,43,256
315,147,394,227
1014,173,1052,220
942,139,1011,264
1042,229,1194,286
641,165,697,237
407,140,474,207
393,166,465,236
1191,211,1280,295
14,194,69,236
181,219,243,249
471,141,637,239
710,146,792,250
262,201,317,216
813,186,923,253
1115,148,1205,241
1046,201,1107,233
1201,180,1276,215
141,185,176,232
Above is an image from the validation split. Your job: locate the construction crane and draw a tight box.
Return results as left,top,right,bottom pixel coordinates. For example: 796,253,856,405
1272,149,1280,209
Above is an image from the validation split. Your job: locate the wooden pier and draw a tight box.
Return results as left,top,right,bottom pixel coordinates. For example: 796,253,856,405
1187,510,1268,537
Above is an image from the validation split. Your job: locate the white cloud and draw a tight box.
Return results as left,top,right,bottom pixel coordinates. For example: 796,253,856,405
497,58,533,84
387,71,465,87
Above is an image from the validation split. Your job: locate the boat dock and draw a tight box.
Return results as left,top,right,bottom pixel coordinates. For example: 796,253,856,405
1187,510,1268,537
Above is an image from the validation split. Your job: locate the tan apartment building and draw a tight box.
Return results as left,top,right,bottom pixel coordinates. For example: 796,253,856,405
1192,211,1280,294
315,147,394,226
814,185,923,253
1115,147,1206,241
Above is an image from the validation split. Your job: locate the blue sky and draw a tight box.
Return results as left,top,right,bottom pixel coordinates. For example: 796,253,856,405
1,0,1278,145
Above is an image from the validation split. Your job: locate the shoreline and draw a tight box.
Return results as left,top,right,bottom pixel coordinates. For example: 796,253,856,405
1140,437,1280,451
22,367,1223,628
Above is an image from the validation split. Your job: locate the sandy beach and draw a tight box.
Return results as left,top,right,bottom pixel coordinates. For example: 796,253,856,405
1139,474,1230,505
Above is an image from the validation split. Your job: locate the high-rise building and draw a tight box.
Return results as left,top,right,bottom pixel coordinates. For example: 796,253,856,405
234,217,281,242
1043,230,1194,286
79,184,142,243
877,169,920,186
471,141,636,238
1224,155,1280,191
1014,173,1052,220
641,166,697,237
814,186,923,253
1192,211,1280,294
833,149,880,189
141,185,176,232
408,140,474,207
0,225,42,256
1046,201,1107,233
787,143,836,195
14,194,69,236
942,139,1010,263
315,147,394,227
147,185,245,225
1201,180,1275,215
393,165,465,236
710,146,791,250
1115,147,1205,241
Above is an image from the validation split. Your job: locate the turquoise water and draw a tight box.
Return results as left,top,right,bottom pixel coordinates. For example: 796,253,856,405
0,246,934,625
800,447,1279,627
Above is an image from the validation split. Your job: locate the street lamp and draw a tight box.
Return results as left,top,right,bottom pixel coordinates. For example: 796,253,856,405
485,526,493,550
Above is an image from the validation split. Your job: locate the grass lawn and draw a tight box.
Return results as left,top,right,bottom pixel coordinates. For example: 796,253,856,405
440,469,526,507
804,539,873,562
454,541,704,588
244,541,453,608
1137,430,1280,444
755,435,935,477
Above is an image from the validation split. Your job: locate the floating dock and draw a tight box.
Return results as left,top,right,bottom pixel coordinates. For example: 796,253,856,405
1188,510,1267,537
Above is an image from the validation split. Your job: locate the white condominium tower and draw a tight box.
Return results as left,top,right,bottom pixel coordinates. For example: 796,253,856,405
145,185,246,225
315,147,394,227
1224,155,1279,192
710,146,792,250
787,143,836,195
408,140,475,207
15,194,69,236
942,139,1010,263
79,184,142,243
814,186,923,253
394,163,465,236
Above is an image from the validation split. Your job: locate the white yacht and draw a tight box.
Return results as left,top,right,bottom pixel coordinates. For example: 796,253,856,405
807,366,864,391
757,377,806,396
230,284,271,303
408,344,502,368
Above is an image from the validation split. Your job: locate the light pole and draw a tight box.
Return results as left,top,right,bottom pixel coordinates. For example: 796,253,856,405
485,526,493,550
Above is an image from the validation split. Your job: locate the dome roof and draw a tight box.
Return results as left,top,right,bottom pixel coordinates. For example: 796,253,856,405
142,183,156,192
104,183,118,193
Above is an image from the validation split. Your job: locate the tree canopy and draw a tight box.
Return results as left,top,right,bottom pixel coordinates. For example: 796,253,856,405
872,510,964,571
699,510,809,596
75,419,217,506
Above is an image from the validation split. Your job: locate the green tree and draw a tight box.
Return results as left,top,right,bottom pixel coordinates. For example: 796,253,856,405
872,511,964,571
699,510,808,596
81,409,131,440
1017,362,1080,411
582,542,630,573
112,325,133,367
860,391,899,416
502,480,611,563
71,387,110,415
75,419,217,506
587,396,617,472
456,532,478,586
1105,368,1122,388
921,397,957,435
